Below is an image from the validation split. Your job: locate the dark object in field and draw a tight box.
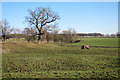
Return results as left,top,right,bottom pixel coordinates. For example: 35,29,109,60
54,72,58,74
61,44,65,46
74,40,81,43
81,45,89,49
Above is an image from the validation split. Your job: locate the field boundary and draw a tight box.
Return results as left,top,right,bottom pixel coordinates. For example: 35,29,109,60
90,46,120,48
61,45,120,48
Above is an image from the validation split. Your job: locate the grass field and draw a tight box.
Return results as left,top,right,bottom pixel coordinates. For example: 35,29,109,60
2,38,119,78
67,38,119,47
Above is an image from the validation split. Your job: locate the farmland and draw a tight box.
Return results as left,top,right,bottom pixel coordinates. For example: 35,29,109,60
67,38,119,47
2,38,120,78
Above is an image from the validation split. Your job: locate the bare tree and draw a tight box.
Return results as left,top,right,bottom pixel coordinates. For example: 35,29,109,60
46,23,60,42
25,7,60,44
23,27,36,42
23,27,36,36
2,19,13,41
62,28,78,43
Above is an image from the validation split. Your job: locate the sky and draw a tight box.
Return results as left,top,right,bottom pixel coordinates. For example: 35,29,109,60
2,2,118,34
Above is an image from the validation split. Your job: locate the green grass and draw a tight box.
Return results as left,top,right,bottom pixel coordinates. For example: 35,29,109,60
67,38,119,47
2,38,119,78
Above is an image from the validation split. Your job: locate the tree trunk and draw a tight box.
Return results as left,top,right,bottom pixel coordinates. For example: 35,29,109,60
38,34,41,44
2,34,6,42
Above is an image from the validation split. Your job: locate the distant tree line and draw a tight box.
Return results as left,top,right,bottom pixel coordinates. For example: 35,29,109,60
77,33,103,37
77,33,118,38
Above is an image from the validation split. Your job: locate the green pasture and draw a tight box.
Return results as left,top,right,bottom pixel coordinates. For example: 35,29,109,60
67,38,119,47
2,38,120,78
